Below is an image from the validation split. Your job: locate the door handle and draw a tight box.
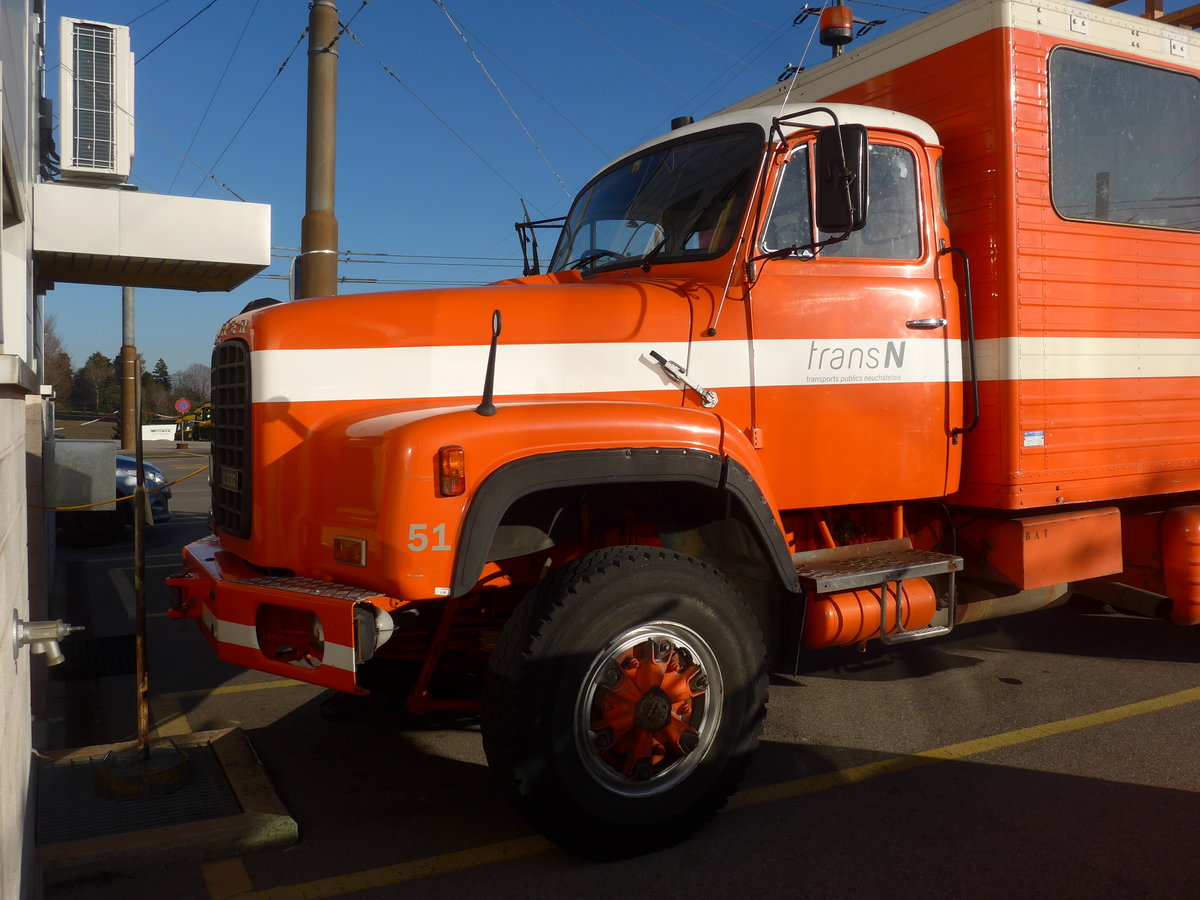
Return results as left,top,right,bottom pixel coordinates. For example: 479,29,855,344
906,318,948,329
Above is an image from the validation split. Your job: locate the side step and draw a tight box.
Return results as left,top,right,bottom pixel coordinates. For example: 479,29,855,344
793,538,964,644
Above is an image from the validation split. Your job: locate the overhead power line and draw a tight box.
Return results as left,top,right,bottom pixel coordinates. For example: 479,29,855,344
270,253,520,270
453,19,611,161
433,0,570,198
169,0,261,192
254,273,492,287
342,26,539,212
622,0,772,77
137,0,222,65
543,0,688,100
126,0,175,26
190,27,310,196
270,247,521,268
272,246,520,263
320,0,370,52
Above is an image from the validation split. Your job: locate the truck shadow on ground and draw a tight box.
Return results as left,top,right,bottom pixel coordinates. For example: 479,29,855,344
780,605,1200,685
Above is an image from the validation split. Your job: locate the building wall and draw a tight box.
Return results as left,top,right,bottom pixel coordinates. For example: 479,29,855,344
1,1,46,898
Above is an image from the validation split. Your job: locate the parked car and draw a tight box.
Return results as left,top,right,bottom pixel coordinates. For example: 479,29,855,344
57,455,172,545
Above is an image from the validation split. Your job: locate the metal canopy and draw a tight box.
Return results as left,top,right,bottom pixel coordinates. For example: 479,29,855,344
32,181,269,292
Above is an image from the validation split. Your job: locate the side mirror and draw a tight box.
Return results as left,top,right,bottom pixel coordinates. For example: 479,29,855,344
815,124,869,233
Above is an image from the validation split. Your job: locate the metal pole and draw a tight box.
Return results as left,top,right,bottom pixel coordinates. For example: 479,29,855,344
133,355,150,759
120,286,137,449
299,0,339,299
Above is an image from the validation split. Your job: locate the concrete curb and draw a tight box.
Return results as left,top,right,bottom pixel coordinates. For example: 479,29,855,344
37,727,297,885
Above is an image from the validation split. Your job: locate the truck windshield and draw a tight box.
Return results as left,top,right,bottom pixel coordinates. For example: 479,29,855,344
550,128,765,273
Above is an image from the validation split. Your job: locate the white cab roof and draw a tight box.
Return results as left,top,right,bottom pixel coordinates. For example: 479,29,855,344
610,101,940,174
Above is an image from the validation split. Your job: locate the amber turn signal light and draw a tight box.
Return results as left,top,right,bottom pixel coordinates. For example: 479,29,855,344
439,445,466,496
333,536,367,566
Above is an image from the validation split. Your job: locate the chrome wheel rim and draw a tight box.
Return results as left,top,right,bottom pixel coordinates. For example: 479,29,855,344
574,620,723,798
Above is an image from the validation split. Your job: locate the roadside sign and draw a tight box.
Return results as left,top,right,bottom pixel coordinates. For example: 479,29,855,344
175,398,191,414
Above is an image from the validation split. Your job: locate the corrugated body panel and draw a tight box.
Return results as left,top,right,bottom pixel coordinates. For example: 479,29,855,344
1008,32,1200,507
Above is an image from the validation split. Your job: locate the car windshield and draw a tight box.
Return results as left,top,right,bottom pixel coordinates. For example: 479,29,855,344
549,128,765,273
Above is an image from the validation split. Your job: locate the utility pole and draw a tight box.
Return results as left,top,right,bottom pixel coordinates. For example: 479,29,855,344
119,286,137,448
299,0,339,299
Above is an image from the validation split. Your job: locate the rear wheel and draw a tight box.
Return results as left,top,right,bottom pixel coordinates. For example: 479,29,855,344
482,546,767,858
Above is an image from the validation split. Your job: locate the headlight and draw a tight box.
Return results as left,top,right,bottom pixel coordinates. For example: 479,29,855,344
117,466,166,485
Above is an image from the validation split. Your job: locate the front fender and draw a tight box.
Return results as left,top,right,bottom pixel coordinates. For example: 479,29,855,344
314,400,794,600
328,401,724,600
452,445,797,596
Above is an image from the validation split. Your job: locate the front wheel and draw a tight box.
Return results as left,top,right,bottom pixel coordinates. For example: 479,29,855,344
482,546,767,858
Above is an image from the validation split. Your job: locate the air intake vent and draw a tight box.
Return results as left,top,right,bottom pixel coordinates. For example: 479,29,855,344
211,341,252,538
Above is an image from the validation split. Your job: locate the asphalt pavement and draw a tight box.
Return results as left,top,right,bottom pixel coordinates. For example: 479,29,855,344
41,443,1200,899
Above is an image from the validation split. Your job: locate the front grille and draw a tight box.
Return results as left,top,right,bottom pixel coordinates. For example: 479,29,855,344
211,340,252,537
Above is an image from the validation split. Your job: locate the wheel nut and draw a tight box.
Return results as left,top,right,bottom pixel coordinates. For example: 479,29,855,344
690,673,708,691
603,665,621,685
593,729,613,751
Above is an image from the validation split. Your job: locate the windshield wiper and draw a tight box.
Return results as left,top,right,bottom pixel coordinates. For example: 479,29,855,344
640,237,668,272
568,248,626,270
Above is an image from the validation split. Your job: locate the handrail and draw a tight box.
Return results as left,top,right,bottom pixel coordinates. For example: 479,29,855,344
940,245,979,444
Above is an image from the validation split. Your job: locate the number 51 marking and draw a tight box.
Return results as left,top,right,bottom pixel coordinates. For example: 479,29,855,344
408,523,451,552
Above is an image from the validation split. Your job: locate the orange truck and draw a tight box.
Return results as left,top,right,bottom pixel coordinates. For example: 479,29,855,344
168,0,1200,857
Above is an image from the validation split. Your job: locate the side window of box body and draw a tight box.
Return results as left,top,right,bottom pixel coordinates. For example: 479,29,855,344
1049,47,1200,233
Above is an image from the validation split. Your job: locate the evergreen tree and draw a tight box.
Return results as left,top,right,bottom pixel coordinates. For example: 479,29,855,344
152,358,172,391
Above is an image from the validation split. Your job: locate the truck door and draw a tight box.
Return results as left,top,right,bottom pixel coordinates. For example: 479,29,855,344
747,136,961,510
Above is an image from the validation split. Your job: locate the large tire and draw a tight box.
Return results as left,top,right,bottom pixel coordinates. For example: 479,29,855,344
482,546,768,858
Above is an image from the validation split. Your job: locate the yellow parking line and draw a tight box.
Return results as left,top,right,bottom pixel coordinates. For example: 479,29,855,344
214,684,1200,900
731,684,1200,808
158,679,307,702
148,680,308,736
237,836,553,900
150,696,192,737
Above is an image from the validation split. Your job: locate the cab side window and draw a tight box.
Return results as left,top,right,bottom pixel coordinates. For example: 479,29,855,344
762,149,813,255
762,142,921,260
822,145,920,259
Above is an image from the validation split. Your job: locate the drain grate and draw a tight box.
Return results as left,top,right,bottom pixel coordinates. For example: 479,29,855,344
36,741,242,845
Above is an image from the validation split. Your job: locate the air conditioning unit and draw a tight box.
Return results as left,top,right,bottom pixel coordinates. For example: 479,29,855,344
57,18,134,182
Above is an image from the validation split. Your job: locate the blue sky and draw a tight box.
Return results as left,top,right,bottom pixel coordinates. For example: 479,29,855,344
44,0,1179,374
